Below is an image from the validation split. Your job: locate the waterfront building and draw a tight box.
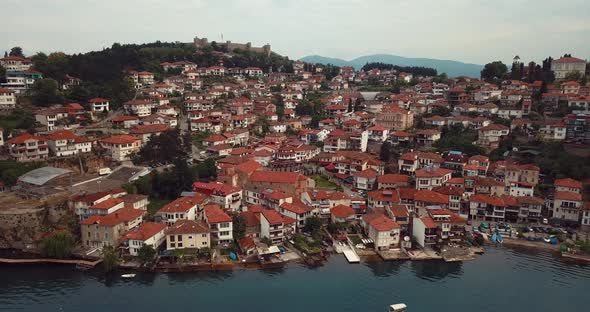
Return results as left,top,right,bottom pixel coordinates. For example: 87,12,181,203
260,209,285,244
157,195,207,225
80,208,144,250
165,220,210,251
121,222,167,256
204,204,233,244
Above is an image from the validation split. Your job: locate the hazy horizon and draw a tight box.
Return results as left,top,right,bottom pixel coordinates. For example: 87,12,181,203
2,0,589,65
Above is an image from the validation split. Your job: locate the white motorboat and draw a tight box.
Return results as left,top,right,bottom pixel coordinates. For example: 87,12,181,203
121,274,136,278
389,303,407,312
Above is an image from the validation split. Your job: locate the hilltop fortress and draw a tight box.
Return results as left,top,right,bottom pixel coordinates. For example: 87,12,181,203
194,36,271,56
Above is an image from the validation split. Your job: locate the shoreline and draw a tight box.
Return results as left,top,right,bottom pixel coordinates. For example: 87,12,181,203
501,238,561,253
1,239,586,272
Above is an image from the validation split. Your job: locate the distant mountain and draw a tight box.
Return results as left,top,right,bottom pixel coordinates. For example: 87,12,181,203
299,54,483,78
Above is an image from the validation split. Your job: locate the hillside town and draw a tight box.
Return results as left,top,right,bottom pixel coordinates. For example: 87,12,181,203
1,39,590,270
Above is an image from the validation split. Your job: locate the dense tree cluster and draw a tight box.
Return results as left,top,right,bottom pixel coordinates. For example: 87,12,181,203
0,160,45,186
134,129,187,165
480,61,508,81
21,41,297,108
433,124,486,156
41,231,76,259
130,157,217,200
361,62,437,76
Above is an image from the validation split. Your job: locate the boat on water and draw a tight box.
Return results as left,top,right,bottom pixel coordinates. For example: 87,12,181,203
121,274,136,278
389,303,407,311
543,236,558,244
491,231,503,244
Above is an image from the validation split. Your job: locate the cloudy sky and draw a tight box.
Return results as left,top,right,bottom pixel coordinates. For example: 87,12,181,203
2,0,589,64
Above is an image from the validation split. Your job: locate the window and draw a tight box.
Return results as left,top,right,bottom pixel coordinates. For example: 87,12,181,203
220,231,229,236
177,243,183,248
177,235,182,241
170,235,175,242
170,243,175,248
202,234,207,237
188,236,193,239
202,241,207,245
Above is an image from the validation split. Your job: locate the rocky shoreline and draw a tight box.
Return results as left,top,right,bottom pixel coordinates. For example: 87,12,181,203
2,238,588,272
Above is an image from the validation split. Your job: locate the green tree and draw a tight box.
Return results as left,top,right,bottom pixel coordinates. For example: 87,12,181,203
232,215,246,241
304,216,322,236
380,141,392,162
260,236,272,246
31,79,63,106
9,47,24,57
0,65,6,83
101,245,118,272
41,231,76,259
135,129,185,165
564,71,582,82
137,244,157,264
431,106,452,117
481,61,508,81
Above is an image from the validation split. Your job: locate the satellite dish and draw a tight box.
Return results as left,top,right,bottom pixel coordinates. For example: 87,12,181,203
404,236,410,242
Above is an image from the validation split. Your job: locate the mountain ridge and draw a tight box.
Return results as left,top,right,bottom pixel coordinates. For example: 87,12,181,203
299,54,483,78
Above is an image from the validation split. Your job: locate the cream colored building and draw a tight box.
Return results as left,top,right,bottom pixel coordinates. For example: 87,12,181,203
0,87,16,110
551,56,586,79
374,106,414,131
99,135,142,161
165,220,210,250
367,215,401,251
80,208,144,250
7,133,49,161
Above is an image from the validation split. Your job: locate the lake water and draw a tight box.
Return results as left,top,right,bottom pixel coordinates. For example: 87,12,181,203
0,247,588,312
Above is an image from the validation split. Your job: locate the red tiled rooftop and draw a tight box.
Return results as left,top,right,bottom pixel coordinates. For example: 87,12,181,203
369,215,400,231
279,201,310,215
420,217,437,229
262,210,284,225
330,204,355,219
100,135,140,145
122,222,167,241
554,178,582,189
554,191,582,202
414,190,449,204
158,195,206,213
204,204,232,223
378,174,410,184
415,168,452,178
80,208,143,226
90,198,123,210
249,171,305,184
130,124,169,134
166,220,209,235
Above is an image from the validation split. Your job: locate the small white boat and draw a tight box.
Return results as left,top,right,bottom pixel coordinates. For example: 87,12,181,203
121,274,136,278
389,303,407,312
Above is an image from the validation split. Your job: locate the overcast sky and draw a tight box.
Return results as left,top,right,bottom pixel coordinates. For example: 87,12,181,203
2,0,589,64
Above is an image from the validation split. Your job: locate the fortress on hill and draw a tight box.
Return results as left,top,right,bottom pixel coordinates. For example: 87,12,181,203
194,36,271,56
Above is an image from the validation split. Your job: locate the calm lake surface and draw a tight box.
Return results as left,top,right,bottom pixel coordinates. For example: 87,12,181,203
0,247,588,312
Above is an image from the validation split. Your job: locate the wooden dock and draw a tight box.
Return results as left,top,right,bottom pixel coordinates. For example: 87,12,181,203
0,258,102,267
343,250,360,263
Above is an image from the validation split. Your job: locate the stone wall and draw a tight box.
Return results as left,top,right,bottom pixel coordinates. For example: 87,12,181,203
0,192,72,251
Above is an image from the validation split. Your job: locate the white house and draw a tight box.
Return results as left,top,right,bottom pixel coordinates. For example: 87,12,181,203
89,98,110,112
204,204,233,244
0,87,16,110
260,209,285,244
121,222,167,256
156,196,204,225
367,215,400,251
